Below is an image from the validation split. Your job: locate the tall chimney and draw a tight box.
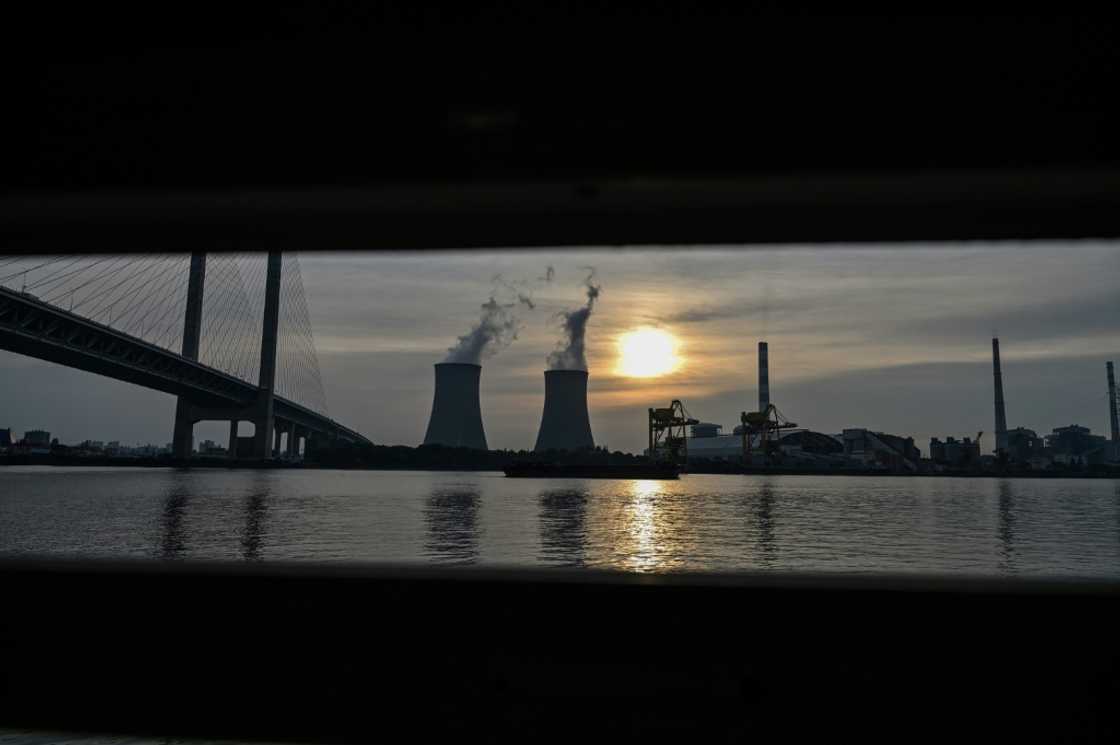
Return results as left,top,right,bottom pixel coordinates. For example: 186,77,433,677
423,363,488,450
758,341,770,412
534,369,595,452
992,338,1008,454
1107,361,1119,444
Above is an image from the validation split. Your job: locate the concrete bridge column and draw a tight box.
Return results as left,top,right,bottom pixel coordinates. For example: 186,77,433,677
172,252,206,459
284,422,298,458
172,407,196,459
272,422,282,458
228,420,239,459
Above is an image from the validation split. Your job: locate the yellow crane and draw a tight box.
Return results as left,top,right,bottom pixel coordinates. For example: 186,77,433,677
741,404,798,465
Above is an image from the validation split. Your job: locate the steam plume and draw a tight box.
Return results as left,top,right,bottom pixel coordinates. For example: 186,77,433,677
493,273,537,310
443,269,550,364
547,269,601,371
443,297,520,365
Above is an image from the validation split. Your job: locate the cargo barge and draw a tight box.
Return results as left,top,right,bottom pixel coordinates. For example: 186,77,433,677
504,462,680,479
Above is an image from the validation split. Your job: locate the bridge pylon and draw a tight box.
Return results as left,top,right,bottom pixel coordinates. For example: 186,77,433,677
252,251,283,459
172,250,287,461
172,252,207,459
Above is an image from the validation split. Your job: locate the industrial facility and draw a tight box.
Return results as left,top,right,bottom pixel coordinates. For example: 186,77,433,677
978,339,1119,469
417,325,1118,473
646,336,1119,474
646,340,919,472
929,435,982,468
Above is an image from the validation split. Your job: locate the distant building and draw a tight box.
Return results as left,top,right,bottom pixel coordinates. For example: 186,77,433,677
778,430,844,456
0,428,11,448
198,439,226,455
842,429,920,471
1046,425,1108,463
691,422,722,438
685,423,742,461
930,436,981,468
1005,427,1042,464
771,430,847,469
23,430,51,446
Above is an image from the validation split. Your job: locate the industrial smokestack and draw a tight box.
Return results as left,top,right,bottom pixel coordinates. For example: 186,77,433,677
423,363,488,450
534,370,595,452
1107,361,1119,445
992,338,1008,454
758,341,770,412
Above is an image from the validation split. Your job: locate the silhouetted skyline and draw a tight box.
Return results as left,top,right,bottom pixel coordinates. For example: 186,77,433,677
1,243,1117,454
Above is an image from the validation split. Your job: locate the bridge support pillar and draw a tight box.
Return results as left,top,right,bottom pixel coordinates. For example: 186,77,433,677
173,252,207,460
228,420,239,459
251,406,276,460
172,402,195,460
284,422,297,458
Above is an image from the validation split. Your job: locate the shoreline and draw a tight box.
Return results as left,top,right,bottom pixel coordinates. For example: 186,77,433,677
2,455,1118,479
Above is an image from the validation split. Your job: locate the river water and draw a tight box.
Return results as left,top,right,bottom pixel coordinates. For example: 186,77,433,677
1,467,1118,576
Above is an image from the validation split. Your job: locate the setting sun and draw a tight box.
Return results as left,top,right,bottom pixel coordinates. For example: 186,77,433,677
616,328,682,378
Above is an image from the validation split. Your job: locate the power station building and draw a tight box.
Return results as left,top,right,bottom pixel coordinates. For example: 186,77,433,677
1046,425,1109,463
1005,427,1043,463
22,429,51,447
422,362,489,450
841,429,920,470
929,436,981,467
664,336,1119,473
683,422,743,460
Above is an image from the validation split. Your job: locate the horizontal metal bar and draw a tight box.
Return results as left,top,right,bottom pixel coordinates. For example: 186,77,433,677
4,168,1120,251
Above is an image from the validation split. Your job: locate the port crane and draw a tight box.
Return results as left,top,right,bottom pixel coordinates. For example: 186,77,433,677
648,400,699,465
740,404,798,465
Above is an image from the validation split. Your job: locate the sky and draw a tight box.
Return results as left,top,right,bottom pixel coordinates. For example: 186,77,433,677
1,242,1118,456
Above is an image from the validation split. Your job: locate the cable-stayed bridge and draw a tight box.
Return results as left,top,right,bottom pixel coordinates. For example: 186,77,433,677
0,252,370,458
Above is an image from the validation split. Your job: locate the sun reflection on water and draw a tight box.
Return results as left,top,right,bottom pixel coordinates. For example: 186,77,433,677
618,479,668,572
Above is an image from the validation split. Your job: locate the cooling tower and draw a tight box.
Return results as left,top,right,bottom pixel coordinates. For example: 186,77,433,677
992,338,1008,454
758,341,770,412
534,369,595,452
423,363,488,450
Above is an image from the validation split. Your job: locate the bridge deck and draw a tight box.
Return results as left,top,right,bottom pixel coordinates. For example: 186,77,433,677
0,286,369,446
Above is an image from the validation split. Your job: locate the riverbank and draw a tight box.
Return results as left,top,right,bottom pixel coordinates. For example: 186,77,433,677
686,462,1120,479
4,454,1119,478
0,454,501,470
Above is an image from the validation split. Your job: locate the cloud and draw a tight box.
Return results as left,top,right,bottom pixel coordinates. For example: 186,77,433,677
893,289,1120,346
658,296,805,325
